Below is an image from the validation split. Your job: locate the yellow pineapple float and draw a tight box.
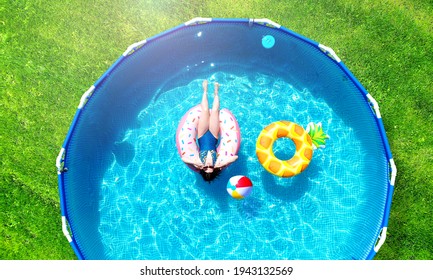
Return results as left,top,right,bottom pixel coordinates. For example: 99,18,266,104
256,121,329,178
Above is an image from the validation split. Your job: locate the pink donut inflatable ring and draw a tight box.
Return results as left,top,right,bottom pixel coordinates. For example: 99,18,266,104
176,105,241,172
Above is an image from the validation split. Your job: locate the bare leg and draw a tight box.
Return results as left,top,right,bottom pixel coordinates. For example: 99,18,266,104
197,80,210,138
209,82,220,138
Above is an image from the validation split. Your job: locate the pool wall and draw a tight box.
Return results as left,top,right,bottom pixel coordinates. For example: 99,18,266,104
56,18,396,260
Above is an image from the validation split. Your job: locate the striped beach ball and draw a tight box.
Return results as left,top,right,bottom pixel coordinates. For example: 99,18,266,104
227,175,253,199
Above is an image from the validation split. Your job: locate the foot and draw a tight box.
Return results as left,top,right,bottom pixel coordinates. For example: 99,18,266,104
203,80,208,92
214,82,219,96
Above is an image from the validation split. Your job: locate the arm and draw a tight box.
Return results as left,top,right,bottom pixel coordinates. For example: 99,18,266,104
181,155,204,169
214,155,238,169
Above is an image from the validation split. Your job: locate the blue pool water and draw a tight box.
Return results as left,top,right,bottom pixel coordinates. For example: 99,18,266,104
60,20,391,260
98,72,380,259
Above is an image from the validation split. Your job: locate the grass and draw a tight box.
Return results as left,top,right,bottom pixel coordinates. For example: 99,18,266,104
1,0,432,260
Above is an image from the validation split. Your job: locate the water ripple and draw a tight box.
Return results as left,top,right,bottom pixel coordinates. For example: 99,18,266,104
98,72,378,259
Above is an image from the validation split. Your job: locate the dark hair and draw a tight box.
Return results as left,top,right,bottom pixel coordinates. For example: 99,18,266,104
199,168,222,182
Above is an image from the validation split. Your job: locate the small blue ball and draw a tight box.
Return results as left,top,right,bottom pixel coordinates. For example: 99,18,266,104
262,35,275,49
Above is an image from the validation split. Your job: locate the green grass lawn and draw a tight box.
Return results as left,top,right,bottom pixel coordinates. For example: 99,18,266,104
1,0,432,260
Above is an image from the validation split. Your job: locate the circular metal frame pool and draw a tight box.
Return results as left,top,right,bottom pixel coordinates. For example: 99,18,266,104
56,18,396,260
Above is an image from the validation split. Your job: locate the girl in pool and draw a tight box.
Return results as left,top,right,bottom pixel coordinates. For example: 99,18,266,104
181,80,238,181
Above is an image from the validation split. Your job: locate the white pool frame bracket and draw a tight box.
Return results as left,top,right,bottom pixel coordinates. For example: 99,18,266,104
78,85,95,109
62,216,73,243
366,94,382,119
374,227,387,252
319,44,341,62
56,148,66,174
123,39,148,56
390,158,397,186
185,17,212,26
253,18,281,28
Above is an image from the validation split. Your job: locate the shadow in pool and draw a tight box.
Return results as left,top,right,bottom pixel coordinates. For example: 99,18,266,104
237,196,262,219
112,141,135,167
194,172,230,212
261,161,321,203
194,150,252,212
